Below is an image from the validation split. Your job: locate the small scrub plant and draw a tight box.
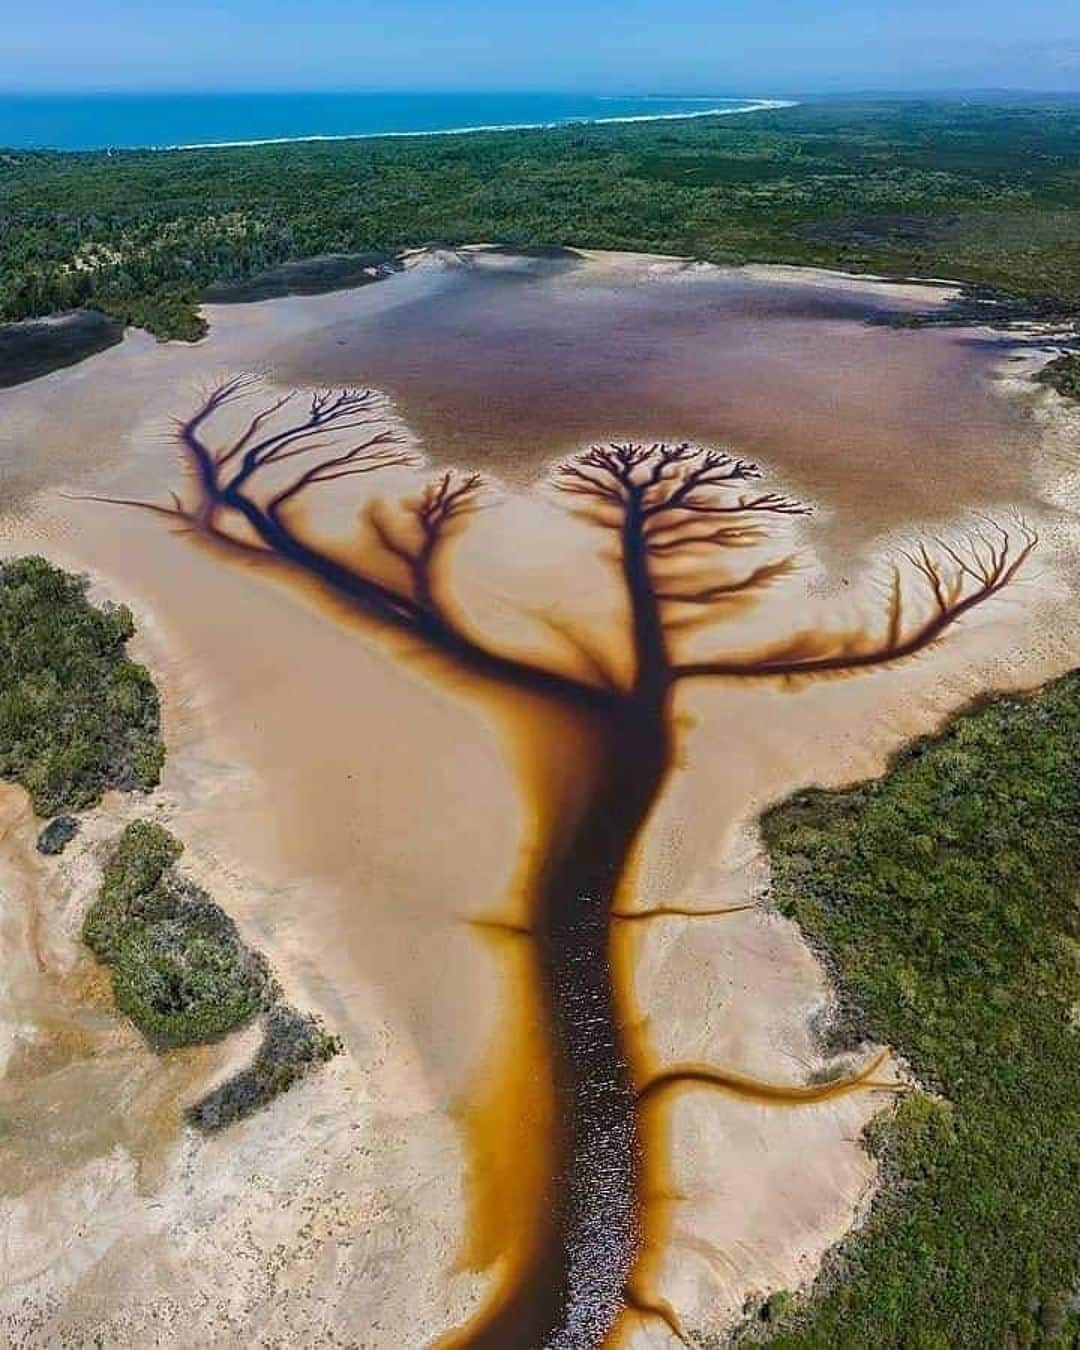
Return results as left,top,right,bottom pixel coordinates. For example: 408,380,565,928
36,814,80,855
0,556,164,816
187,1002,342,1131
82,818,184,961
83,820,269,1048
110,913,267,1050
760,1292,795,1325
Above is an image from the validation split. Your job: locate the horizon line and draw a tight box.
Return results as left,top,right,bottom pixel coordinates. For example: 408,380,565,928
1,83,1078,98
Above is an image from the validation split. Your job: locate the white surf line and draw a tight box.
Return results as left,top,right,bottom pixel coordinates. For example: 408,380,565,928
151,99,798,153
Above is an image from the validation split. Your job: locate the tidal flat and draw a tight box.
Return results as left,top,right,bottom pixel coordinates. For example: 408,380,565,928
1,248,1077,1347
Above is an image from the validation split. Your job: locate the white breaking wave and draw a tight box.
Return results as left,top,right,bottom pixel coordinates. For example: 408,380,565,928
160,99,798,153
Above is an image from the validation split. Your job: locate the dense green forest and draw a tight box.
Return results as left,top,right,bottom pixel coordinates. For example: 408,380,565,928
3,96,1080,340
754,676,1080,1348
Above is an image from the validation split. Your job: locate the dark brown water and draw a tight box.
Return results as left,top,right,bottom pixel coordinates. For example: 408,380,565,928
273,257,1037,547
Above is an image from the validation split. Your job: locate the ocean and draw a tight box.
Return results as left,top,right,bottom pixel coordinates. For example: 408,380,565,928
0,91,790,152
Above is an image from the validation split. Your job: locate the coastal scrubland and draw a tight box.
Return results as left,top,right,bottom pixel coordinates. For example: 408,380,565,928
755,675,1080,1348
2,96,1080,340
0,556,163,815
0,555,338,1127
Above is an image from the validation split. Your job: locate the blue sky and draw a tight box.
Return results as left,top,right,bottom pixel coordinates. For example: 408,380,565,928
4,0,1079,94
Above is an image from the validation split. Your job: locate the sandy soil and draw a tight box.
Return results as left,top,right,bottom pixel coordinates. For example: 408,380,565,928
1,249,1078,1347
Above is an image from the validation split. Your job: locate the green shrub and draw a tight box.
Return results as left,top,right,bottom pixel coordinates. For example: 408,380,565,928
111,914,266,1050
84,821,339,1118
0,557,164,815
36,814,80,855
1036,351,1080,402
187,1003,342,1131
83,819,183,960
84,820,268,1048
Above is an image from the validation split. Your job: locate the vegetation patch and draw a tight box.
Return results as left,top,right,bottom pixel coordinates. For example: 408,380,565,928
110,908,267,1049
751,673,1080,1348
0,308,123,388
83,820,269,1048
36,814,79,855
1037,351,1080,402
2,558,337,1119
202,249,397,302
0,556,164,816
84,820,340,1114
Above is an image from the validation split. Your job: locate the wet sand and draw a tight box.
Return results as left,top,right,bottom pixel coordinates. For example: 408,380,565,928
1,249,1078,1347
0,310,124,390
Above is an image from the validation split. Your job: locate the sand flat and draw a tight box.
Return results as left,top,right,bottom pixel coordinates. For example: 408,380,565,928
1,249,1077,1346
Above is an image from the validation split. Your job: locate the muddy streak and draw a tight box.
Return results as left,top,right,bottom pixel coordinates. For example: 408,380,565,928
455,935,558,1284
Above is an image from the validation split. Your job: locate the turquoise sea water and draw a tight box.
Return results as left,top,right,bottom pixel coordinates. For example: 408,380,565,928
0,91,789,152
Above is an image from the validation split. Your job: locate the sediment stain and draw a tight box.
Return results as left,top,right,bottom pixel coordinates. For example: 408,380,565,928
104,377,1034,1348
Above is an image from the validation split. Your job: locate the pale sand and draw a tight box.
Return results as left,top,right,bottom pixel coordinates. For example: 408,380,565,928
1,251,1078,1346
576,247,963,307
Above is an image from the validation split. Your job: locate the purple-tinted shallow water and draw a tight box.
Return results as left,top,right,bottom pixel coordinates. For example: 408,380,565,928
272,256,1037,550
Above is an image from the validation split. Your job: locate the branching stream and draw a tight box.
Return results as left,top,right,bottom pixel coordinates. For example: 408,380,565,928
103,376,1034,1347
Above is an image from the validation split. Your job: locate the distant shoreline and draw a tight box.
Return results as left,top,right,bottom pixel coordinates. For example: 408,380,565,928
164,99,797,153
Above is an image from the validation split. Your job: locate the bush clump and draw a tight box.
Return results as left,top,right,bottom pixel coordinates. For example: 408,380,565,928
1036,350,1080,402
83,818,184,960
756,673,1080,1349
111,913,267,1049
0,556,164,816
84,820,340,1117
36,814,80,855
187,1002,342,1131
83,820,270,1049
